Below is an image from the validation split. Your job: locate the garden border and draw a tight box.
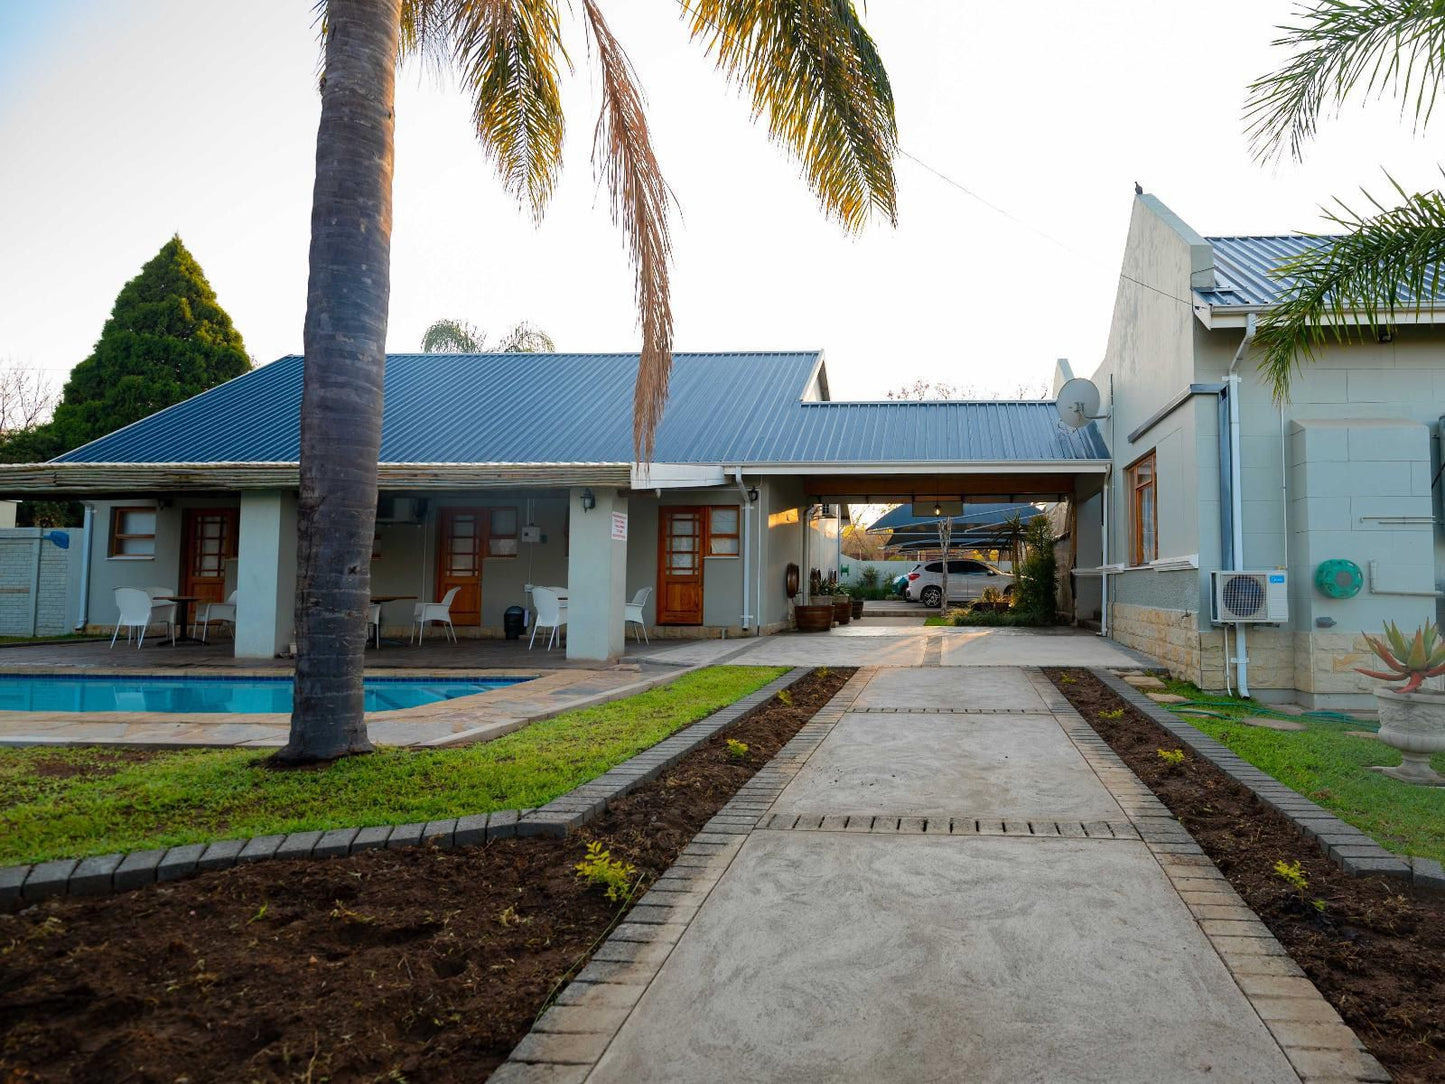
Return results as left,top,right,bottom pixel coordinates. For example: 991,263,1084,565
1091,667,1445,890
0,667,811,911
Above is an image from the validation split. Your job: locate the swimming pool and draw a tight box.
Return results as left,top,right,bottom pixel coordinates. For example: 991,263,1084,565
0,674,529,714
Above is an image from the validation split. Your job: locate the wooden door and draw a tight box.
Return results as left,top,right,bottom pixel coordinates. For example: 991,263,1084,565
436,507,485,626
657,507,704,624
181,508,239,605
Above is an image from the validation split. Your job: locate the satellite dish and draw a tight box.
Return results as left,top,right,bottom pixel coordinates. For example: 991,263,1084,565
1055,377,1102,429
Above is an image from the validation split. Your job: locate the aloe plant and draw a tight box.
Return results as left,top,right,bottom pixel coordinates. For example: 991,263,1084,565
1355,621,1445,695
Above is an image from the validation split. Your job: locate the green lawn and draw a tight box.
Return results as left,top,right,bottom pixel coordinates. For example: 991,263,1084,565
0,665,787,866
1159,679,1445,865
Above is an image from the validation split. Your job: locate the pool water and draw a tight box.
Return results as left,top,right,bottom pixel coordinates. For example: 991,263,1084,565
0,674,528,714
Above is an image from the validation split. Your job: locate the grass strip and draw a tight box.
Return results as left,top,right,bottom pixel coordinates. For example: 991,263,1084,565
1160,678,1445,864
0,665,787,866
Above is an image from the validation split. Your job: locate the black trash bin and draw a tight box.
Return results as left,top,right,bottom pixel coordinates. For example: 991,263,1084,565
503,605,527,640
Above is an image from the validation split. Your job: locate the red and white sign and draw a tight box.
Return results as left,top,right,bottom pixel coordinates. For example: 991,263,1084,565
611,512,628,541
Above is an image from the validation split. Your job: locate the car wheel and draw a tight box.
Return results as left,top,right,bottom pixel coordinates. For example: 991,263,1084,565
920,585,942,608
1003,584,1014,597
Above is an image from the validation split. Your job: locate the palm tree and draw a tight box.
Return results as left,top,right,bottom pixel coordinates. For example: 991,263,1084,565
284,0,899,761
1245,0,1445,399
420,317,555,352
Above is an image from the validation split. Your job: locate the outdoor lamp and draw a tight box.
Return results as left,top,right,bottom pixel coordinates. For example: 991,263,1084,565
933,502,942,516
580,488,596,512
747,486,759,503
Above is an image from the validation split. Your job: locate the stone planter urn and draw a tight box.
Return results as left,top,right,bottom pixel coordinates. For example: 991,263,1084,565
1373,688,1445,786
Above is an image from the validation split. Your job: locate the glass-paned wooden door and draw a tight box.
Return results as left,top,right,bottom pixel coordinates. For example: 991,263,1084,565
436,507,484,625
181,508,239,605
657,507,704,624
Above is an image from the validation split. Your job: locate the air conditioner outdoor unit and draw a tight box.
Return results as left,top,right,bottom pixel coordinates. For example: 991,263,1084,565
1212,570,1288,624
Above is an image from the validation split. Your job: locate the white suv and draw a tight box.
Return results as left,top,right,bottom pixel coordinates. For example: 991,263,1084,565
904,559,1015,608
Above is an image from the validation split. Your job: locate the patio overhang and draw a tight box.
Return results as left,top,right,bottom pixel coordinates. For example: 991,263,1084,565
747,462,1108,504
0,461,632,497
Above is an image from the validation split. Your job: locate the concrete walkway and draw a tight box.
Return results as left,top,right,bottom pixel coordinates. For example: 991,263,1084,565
507,664,1384,1083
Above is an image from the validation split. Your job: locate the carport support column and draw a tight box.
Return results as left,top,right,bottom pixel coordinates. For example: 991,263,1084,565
234,490,298,658
565,487,627,661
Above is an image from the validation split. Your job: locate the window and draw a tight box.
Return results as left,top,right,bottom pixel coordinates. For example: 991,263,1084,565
707,506,740,557
488,507,519,557
1127,451,1157,566
109,506,157,558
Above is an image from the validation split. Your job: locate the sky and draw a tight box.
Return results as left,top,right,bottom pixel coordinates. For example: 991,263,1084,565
2,1,1444,404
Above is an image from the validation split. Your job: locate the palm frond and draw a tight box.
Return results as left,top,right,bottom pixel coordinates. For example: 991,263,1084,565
1254,176,1445,398
1246,0,1445,163
403,0,567,222
683,0,899,232
583,0,677,461
421,317,487,352
495,320,556,352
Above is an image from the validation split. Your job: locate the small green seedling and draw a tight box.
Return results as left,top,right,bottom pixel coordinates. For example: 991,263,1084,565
726,738,749,760
816,666,830,679
1098,708,1124,720
777,689,793,707
1157,748,1186,769
1058,672,1077,684
1274,858,1326,912
574,842,637,902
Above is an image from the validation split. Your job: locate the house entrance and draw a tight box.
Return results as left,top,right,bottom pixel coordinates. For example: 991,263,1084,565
658,507,704,624
436,507,484,626
181,508,239,606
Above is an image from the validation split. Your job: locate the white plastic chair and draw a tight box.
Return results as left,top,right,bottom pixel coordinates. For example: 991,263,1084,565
367,603,383,649
411,586,460,644
625,586,652,643
529,586,568,651
111,587,175,648
197,590,238,643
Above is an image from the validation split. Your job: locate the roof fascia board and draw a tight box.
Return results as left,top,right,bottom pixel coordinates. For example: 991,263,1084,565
631,463,729,489
739,461,1109,475
1198,305,1445,329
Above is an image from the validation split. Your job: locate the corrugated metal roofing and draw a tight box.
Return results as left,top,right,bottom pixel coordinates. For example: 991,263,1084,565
56,351,1109,467
867,502,1043,533
1197,234,1445,308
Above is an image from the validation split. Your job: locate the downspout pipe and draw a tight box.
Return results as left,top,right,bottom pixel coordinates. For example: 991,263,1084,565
731,469,753,632
74,503,94,632
1226,313,1258,697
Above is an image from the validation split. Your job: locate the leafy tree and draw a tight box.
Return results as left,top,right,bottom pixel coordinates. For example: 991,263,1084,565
45,236,250,454
1246,1,1445,397
1014,514,1058,624
286,0,900,761
420,317,555,352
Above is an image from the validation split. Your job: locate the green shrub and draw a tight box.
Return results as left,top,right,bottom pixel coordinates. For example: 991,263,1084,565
1013,515,1058,624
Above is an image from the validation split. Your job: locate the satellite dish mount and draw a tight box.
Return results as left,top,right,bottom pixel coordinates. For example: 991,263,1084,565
1055,377,1107,430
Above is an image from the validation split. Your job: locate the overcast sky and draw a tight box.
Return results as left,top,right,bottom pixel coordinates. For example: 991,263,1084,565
2,1,1442,402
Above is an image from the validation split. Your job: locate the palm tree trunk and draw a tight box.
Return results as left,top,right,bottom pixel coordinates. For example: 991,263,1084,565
281,0,400,762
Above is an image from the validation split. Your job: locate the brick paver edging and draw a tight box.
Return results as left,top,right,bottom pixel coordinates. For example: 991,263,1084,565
488,666,876,1083
1090,668,1445,891
0,667,812,911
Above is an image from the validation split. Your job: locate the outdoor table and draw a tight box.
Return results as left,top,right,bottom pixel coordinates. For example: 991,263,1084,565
370,595,417,648
154,595,203,645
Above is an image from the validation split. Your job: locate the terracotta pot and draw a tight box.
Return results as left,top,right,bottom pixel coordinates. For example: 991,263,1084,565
833,598,851,625
794,604,834,632
1373,688,1445,786
851,598,865,619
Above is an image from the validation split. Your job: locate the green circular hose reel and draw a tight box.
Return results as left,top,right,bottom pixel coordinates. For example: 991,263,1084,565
1314,558,1363,599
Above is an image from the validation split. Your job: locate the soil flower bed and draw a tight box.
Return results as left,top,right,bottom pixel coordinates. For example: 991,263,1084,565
0,666,853,1083
1047,668,1444,1083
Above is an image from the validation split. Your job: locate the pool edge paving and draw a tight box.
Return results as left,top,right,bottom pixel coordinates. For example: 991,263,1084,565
0,667,810,908
489,665,1388,1084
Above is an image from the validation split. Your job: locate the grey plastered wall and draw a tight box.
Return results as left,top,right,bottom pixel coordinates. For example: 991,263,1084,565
759,476,805,629
1087,195,1212,621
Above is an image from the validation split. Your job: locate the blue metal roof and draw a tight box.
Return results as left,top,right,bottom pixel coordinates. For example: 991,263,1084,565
1197,235,1445,308
867,502,1043,533
55,351,1109,467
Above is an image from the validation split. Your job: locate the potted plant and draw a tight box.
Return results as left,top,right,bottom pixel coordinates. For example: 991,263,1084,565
1355,621,1445,786
793,568,835,632
844,583,865,619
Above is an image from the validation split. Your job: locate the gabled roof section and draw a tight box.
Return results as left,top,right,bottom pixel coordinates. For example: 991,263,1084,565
52,351,1109,471
56,351,823,465
727,400,1108,465
1197,234,1445,309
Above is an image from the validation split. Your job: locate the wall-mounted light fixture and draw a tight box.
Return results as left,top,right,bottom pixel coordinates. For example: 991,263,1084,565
933,502,943,517
747,486,759,503
580,488,596,512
